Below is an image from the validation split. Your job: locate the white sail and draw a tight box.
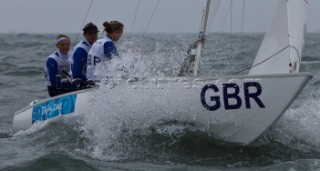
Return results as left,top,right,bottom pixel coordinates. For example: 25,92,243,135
194,0,221,77
249,0,308,75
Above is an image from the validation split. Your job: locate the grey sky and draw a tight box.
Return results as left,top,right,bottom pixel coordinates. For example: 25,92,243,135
0,0,319,34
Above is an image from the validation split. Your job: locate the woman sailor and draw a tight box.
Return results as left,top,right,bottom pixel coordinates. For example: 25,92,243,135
86,20,124,79
44,34,72,97
71,22,99,81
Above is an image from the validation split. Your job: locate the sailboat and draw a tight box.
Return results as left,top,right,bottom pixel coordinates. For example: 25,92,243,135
13,0,312,145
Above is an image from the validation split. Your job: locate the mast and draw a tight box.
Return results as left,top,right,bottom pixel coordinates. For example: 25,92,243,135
194,0,211,77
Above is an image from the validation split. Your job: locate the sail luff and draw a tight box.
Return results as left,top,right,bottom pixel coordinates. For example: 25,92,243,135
287,0,308,73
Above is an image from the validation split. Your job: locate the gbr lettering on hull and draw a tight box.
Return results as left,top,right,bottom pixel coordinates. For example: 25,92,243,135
200,82,265,111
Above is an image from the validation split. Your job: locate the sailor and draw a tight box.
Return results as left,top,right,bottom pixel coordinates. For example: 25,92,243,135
44,34,72,97
71,22,99,81
86,20,124,79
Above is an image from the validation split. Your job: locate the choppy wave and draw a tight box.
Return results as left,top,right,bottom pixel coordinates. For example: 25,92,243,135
5,108,319,169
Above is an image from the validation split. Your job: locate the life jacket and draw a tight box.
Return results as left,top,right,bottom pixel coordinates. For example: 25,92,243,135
71,39,91,77
86,36,114,79
44,51,71,86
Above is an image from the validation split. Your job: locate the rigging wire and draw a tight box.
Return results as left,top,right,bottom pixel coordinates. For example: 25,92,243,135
131,0,141,34
230,0,233,34
224,0,247,75
233,0,247,75
231,45,301,75
143,0,161,36
229,0,233,50
76,0,94,41
236,0,247,48
231,0,247,75
220,1,231,32
236,0,246,48
224,0,233,74
240,0,246,37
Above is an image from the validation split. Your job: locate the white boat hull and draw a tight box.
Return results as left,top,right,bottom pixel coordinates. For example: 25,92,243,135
13,73,312,145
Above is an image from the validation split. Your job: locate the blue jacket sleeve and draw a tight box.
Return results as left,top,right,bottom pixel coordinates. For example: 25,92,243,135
46,58,58,87
104,42,118,59
72,48,88,80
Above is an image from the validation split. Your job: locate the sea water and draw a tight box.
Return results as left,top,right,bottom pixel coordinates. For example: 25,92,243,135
0,33,319,170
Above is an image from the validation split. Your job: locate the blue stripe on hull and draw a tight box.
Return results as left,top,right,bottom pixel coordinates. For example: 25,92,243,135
32,94,77,124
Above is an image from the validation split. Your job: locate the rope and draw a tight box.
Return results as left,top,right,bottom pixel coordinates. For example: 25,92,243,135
231,45,301,75
76,0,94,41
143,0,160,36
131,0,141,34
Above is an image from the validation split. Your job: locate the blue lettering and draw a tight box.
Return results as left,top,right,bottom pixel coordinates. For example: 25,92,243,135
94,56,101,65
88,55,92,65
200,84,221,111
88,55,101,66
244,82,265,108
223,83,242,110
201,82,265,111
